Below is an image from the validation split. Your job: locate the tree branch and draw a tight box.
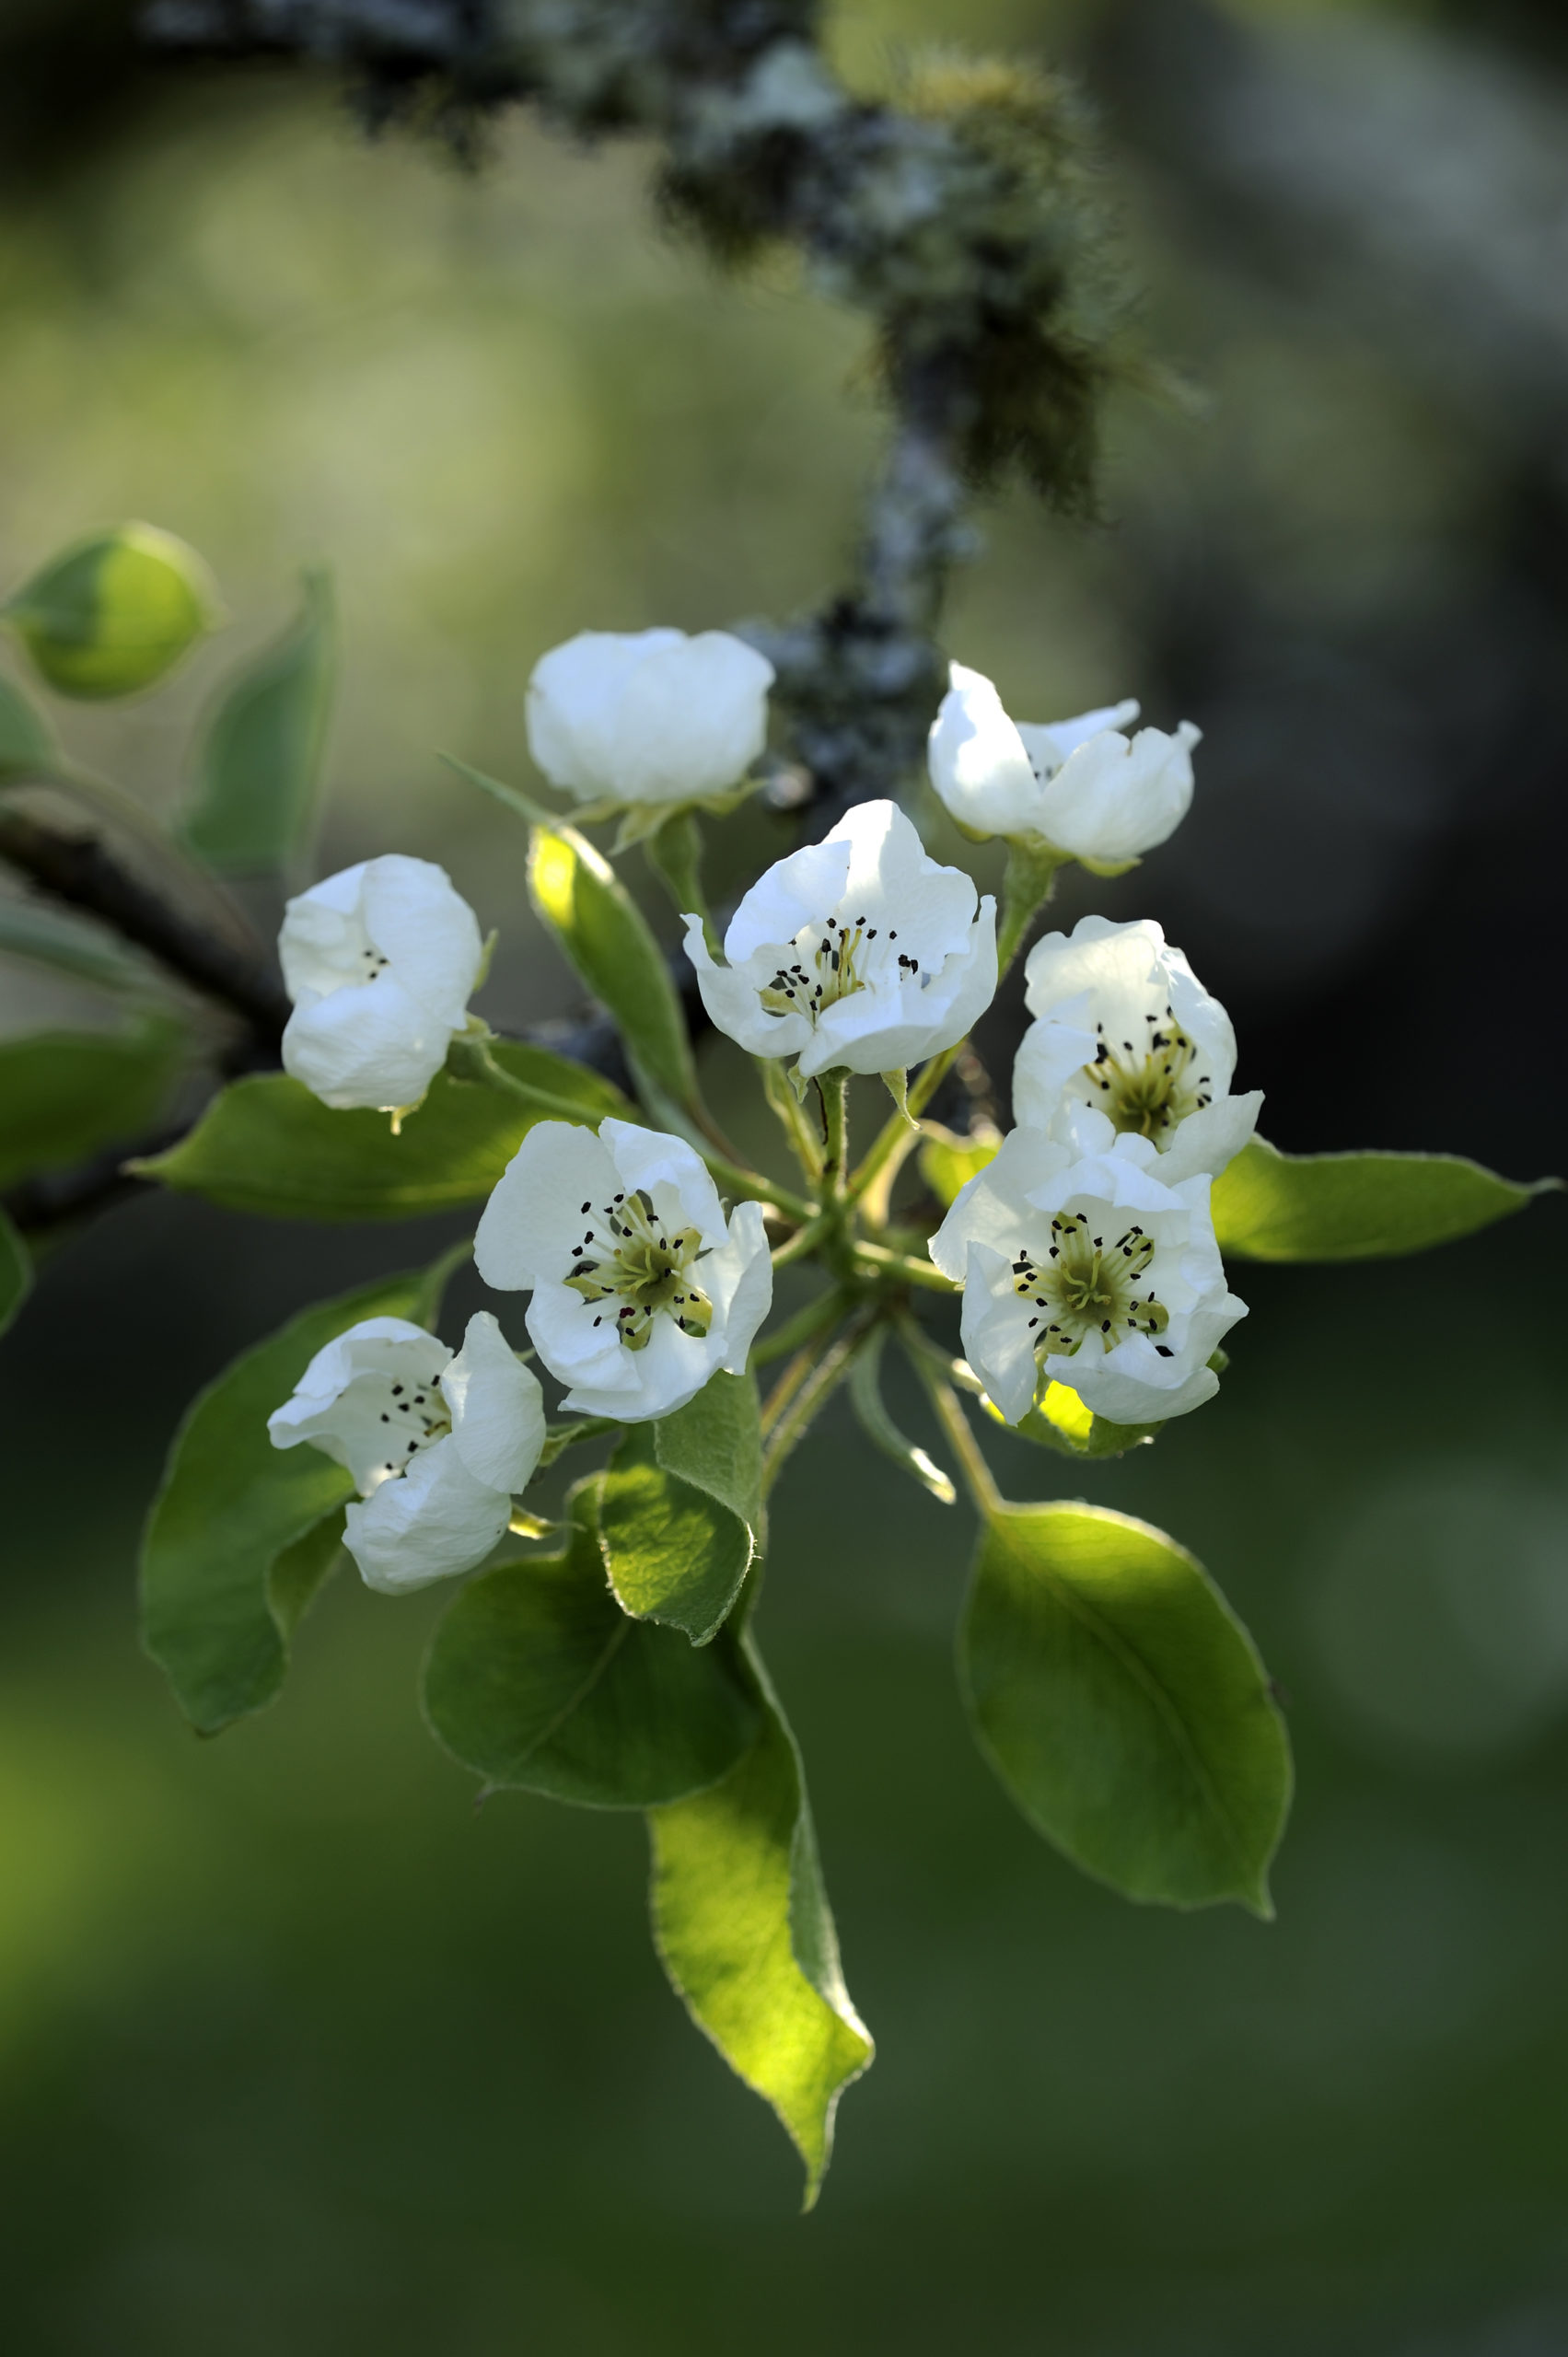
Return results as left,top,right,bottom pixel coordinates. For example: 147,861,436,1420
141,0,1128,816
0,807,292,1040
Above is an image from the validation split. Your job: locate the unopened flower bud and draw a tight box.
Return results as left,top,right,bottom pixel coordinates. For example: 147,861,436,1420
5,522,221,700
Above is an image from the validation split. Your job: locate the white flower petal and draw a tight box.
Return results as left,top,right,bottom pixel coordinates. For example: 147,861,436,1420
1021,699,1142,770
268,1318,449,1492
360,854,484,1032
1036,722,1200,864
344,1436,511,1594
527,629,685,796
614,632,775,803
283,975,450,1111
474,1122,622,1291
442,1311,546,1493
277,854,482,1112
927,662,1041,838
724,840,852,965
527,627,772,807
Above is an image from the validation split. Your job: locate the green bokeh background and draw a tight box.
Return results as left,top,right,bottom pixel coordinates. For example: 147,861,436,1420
3,1,1567,2348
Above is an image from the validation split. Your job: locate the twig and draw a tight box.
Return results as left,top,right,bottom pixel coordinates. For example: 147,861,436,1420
0,808,290,1040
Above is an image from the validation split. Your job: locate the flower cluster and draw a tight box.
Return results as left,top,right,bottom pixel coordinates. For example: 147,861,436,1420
267,617,1251,1591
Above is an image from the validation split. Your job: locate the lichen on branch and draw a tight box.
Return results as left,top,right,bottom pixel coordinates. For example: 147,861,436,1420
143,0,1132,812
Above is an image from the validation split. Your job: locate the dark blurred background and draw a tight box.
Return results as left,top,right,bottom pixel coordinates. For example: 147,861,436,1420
3,1,1567,2349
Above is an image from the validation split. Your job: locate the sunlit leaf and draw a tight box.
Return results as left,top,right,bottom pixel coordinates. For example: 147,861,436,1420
133,1039,626,1222
648,1643,873,2208
423,1479,760,1805
0,1206,31,1339
918,1119,1001,1209
981,1376,1163,1461
960,1501,1291,1913
142,1262,449,1735
595,1373,762,1643
181,569,335,870
527,817,698,1118
0,1017,184,1189
4,521,221,700
1212,1135,1559,1262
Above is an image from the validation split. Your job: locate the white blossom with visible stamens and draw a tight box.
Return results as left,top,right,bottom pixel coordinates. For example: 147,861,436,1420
929,1127,1247,1428
527,627,775,808
927,661,1198,864
279,854,484,1112
1014,916,1262,1183
474,1117,773,1421
268,1311,543,1593
682,799,997,1080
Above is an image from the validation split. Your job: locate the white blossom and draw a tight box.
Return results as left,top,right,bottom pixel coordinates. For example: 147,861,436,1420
927,661,1199,864
683,799,997,1080
1014,916,1262,1183
527,627,775,808
473,1117,773,1421
279,854,484,1112
929,1127,1248,1429
268,1312,544,1593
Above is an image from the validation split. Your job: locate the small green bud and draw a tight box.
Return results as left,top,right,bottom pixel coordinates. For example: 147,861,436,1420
4,522,222,700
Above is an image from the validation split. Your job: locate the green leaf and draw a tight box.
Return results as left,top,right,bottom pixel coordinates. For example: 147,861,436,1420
960,1503,1291,1914
0,1206,31,1338
1212,1135,1561,1262
648,1642,874,2209
267,1504,346,1639
0,1018,184,1189
0,670,55,770
133,1039,626,1222
422,1480,761,1806
527,815,698,1117
981,1376,1163,1462
596,1373,762,1643
5,521,222,700
141,1264,444,1735
918,1120,1001,1209
181,569,335,871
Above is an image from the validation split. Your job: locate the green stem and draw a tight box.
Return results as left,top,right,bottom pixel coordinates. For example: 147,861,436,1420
997,839,1066,976
750,1286,847,1368
846,1038,969,1220
770,1207,835,1271
853,1239,957,1294
537,1415,620,1469
903,1330,1002,1516
760,1316,876,1499
820,1069,851,1199
759,1054,823,1183
645,811,715,951
899,1319,987,1397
